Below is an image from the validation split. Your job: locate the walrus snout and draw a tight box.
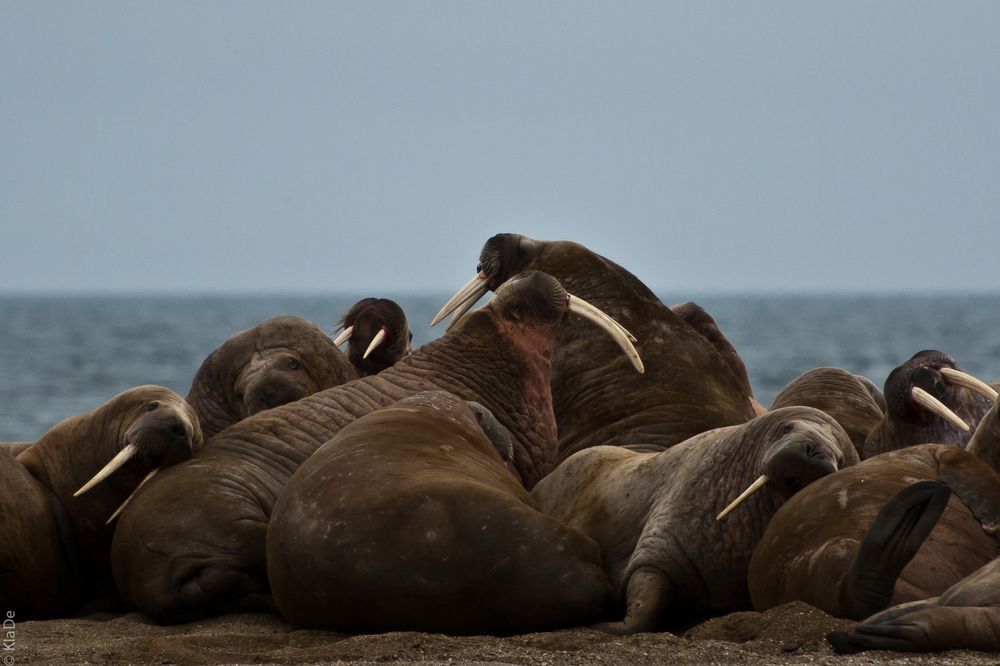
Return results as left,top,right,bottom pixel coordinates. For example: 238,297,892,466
762,424,843,495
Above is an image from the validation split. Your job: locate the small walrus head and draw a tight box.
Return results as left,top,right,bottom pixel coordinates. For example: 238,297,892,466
333,297,412,376
74,386,203,501
233,349,322,417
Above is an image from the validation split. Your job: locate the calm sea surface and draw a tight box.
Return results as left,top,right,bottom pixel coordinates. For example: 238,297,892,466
2,292,999,442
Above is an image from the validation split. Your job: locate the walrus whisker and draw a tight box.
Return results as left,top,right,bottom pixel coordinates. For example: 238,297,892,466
567,294,637,342
716,474,769,520
74,443,138,497
363,327,387,359
106,467,160,524
431,273,489,326
332,325,353,347
567,294,644,374
911,386,970,432
939,368,999,401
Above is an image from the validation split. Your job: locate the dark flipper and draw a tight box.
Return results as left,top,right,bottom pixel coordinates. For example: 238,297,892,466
840,480,951,620
592,567,670,635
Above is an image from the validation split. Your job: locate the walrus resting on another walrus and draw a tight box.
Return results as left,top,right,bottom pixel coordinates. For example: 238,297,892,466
0,386,202,618
267,391,610,634
531,406,856,634
112,271,640,624
333,297,412,376
748,443,1000,621
185,315,358,438
432,233,756,461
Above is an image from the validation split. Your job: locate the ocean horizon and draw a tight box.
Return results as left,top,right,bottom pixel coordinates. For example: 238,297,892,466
3,290,999,442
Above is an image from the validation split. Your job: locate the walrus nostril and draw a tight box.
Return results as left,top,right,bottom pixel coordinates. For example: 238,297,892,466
169,421,186,438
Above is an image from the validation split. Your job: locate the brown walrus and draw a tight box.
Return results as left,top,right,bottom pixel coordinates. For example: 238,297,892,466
748,444,1000,621
433,233,756,461
1,386,202,618
185,315,358,438
0,442,32,456
267,391,610,634
769,367,886,458
111,271,639,623
332,297,412,376
828,554,1000,653
862,350,996,459
531,406,856,634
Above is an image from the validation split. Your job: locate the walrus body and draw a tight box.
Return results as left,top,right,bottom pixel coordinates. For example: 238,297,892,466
267,391,609,634
1,386,201,618
185,315,358,438
437,234,756,461
0,442,32,456
770,367,885,458
749,444,1000,620
532,406,856,633
112,271,635,623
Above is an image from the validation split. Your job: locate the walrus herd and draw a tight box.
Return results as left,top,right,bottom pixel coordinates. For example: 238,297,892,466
4,232,1000,655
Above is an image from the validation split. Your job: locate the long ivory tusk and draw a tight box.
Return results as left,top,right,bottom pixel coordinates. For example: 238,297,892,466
717,474,769,520
362,327,387,359
940,367,1000,401
567,294,644,374
567,294,637,342
74,443,138,497
106,467,160,524
332,325,353,347
431,273,489,326
911,386,970,432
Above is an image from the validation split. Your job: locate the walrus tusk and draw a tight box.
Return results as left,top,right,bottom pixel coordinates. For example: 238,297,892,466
940,367,1000,401
363,327,387,359
74,443,138,497
106,467,160,524
911,386,970,432
716,474,769,520
431,272,489,327
332,325,353,346
567,294,644,374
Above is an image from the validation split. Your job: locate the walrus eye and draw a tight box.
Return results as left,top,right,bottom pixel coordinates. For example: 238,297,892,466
780,423,795,436
145,401,159,412
287,359,300,371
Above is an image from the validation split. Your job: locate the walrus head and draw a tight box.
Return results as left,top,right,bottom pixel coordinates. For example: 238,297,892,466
74,387,203,501
333,297,412,376
233,348,323,417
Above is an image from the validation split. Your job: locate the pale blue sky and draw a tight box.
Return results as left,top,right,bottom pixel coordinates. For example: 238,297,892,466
2,2,998,294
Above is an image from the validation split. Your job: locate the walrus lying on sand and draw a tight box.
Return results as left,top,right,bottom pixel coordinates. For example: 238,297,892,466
268,391,610,635
185,315,358,438
0,386,202,618
333,297,412,376
531,406,856,634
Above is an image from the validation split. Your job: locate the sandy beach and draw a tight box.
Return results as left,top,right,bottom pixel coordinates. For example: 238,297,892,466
12,602,997,665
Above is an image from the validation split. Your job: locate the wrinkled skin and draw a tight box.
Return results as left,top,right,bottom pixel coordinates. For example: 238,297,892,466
0,441,31,456
968,396,1000,471
829,556,1000,653
336,298,412,376
669,301,755,402
267,391,610,634
749,445,1000,620
770,367,885,459
532,406,856,633
2,386,201,618
458,234,755,461
113,271,595,624
863,350,993,459
185,315,358,438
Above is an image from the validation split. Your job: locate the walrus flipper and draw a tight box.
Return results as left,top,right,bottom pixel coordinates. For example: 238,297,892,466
937,447,1000,534
841,480,951,620
593,567,670,635
829,602,1000,653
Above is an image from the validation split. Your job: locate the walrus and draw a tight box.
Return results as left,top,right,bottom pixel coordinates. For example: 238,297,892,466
432,233,756,461
111,271,640,623
1,386,202,618
862,350,997,459
185,315,358,438
267,391,610,634
748,444,1000,621
0,441,32,456
332,297,412,376
769,367,886,458
828,554,1000,653
530,406,856,633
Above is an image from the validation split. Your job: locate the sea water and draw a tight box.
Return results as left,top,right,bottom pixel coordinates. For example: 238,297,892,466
2,292,999,442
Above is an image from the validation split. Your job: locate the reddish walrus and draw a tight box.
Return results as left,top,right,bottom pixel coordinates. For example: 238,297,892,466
267,391,610,634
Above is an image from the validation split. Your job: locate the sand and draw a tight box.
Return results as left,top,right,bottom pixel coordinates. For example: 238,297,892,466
11,602,998,665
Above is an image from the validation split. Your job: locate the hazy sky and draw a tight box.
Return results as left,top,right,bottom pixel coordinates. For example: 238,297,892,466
3,2,998,294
